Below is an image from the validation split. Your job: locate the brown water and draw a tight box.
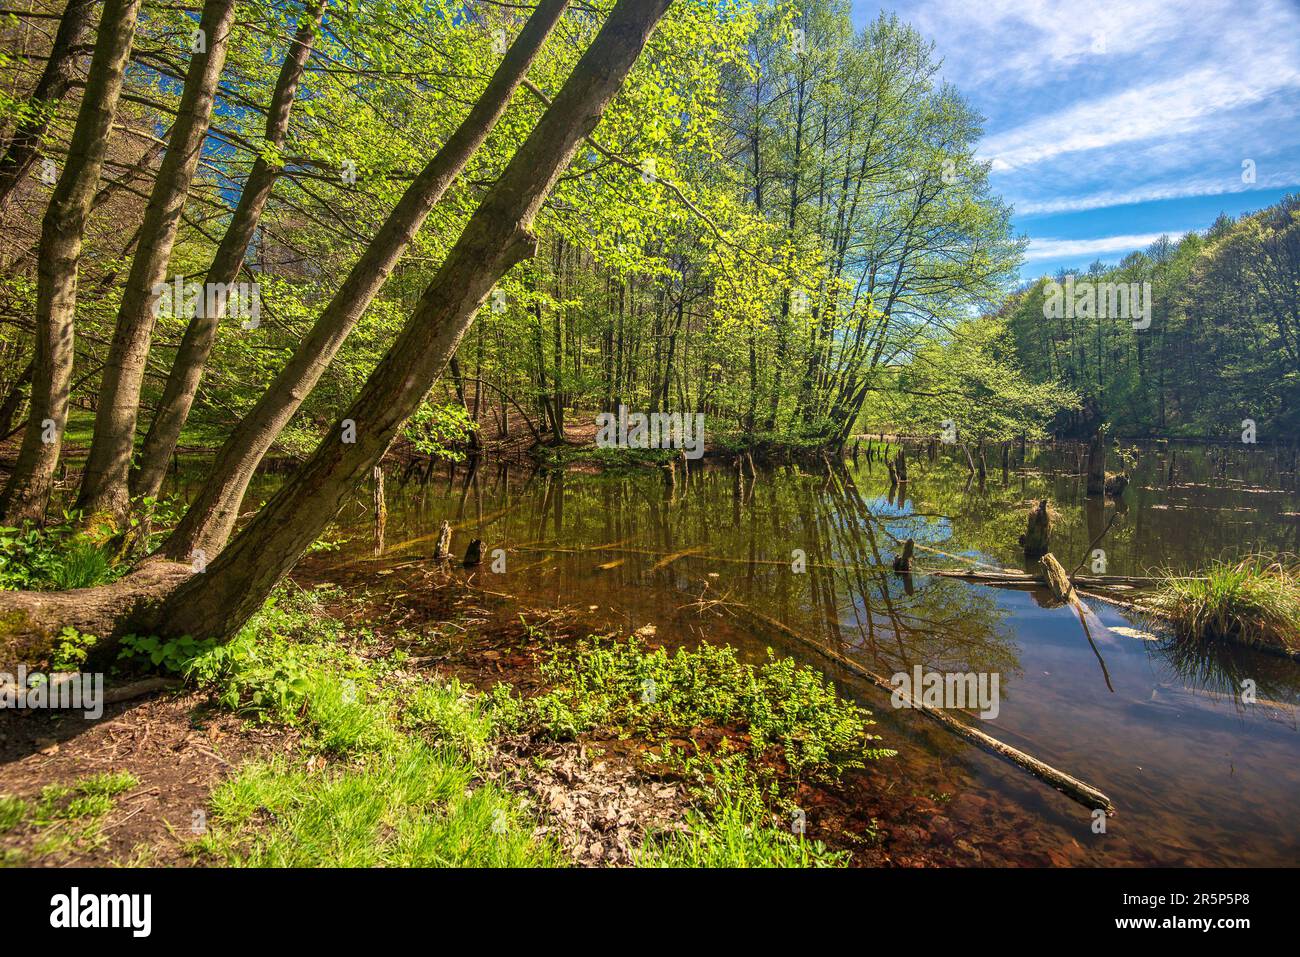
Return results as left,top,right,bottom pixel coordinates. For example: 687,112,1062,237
251,441,1300,866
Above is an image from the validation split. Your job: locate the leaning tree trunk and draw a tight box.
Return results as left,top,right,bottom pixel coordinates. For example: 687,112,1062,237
0,0,142,526
75,0,238,523
160,0,572,563
130,0,325,501
157,0,674,640
0,0,98,211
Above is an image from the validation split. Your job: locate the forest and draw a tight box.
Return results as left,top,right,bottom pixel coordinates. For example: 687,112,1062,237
0,0,1297,884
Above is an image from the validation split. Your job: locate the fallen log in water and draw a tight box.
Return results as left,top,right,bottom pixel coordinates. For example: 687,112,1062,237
931,567,1178,590
734,604,1116,815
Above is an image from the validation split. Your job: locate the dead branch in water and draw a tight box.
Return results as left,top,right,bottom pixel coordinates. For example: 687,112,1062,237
1042,553,1115,693
733,603,1115,814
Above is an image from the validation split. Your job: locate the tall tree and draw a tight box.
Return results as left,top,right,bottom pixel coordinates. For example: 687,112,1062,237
0,0,99,210
131,0,326,501
160,0,675,639
75,0,239,521
161,0,572,561
0,0,142,525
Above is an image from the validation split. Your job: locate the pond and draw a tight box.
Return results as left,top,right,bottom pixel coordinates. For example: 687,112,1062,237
227,440,1300,866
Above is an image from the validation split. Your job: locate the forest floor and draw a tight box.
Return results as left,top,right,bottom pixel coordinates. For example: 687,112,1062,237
0,554,970,868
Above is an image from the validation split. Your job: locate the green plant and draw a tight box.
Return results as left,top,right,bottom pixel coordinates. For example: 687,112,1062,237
118,633,220,675
1149,555,1300,654
636,757,848,868
51,626,98,672
47,542,112,590
526,636,893,780
0,795,29,833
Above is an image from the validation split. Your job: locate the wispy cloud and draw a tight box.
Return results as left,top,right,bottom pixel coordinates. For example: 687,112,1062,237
981,64,1300,172
1024,233,1175,262
1014,173,1300,216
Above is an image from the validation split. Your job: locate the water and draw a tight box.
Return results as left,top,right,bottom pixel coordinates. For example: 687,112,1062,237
241,441,1300,866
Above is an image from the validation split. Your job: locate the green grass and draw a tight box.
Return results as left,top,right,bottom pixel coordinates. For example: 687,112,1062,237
179,587,556,867
636,757,848,867
0,772,138,861
47,542,113,590
1150,555,1300,655
191,666,557,867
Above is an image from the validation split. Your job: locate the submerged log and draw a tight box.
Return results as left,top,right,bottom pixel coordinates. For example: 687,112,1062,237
734,604,1115,814
372,465,387,557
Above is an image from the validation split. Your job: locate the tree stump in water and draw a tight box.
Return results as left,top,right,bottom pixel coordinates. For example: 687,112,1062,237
1104,472,1128,498
1086,426,1106,496
1020,499,1053,558
893,538,914,572
463,539,482,567
432,520,451,561
372,466,386,557
894,446,908,482
886,459,898,485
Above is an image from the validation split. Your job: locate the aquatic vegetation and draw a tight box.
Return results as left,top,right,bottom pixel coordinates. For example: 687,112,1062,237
1149,555,1300,656
524,635,893,780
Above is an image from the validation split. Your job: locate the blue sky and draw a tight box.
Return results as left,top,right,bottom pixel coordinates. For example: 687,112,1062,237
852,0,1300,280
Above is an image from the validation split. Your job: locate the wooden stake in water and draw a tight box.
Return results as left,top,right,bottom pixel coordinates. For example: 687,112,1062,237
372,465,386,557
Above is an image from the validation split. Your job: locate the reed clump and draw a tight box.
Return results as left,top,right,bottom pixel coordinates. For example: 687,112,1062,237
1149,555,1300,656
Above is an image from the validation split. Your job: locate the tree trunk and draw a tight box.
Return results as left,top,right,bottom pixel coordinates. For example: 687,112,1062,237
76,0,238,522
157,0,674,640
131,0,325,501
0,0,98,211
0,0,141,526
160,0,572,561
1086,425,1106,496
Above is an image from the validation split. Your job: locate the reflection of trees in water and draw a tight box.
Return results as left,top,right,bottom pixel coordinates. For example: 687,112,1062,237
365,449,1296,707
839,443,1300,578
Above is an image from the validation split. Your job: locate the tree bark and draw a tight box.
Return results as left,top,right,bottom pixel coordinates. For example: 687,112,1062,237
75,0,238,522
0,0,142,526
130,1,325,501
0,0,98,211
160,0,572,561
157,0,674,639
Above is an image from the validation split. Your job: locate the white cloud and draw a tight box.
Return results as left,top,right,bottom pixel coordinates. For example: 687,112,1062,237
1024,232,1175,261
981,63,1300,172
1013,172,1300,216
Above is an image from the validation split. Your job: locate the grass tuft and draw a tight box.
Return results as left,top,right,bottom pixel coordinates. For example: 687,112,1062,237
1149,555,1300,655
